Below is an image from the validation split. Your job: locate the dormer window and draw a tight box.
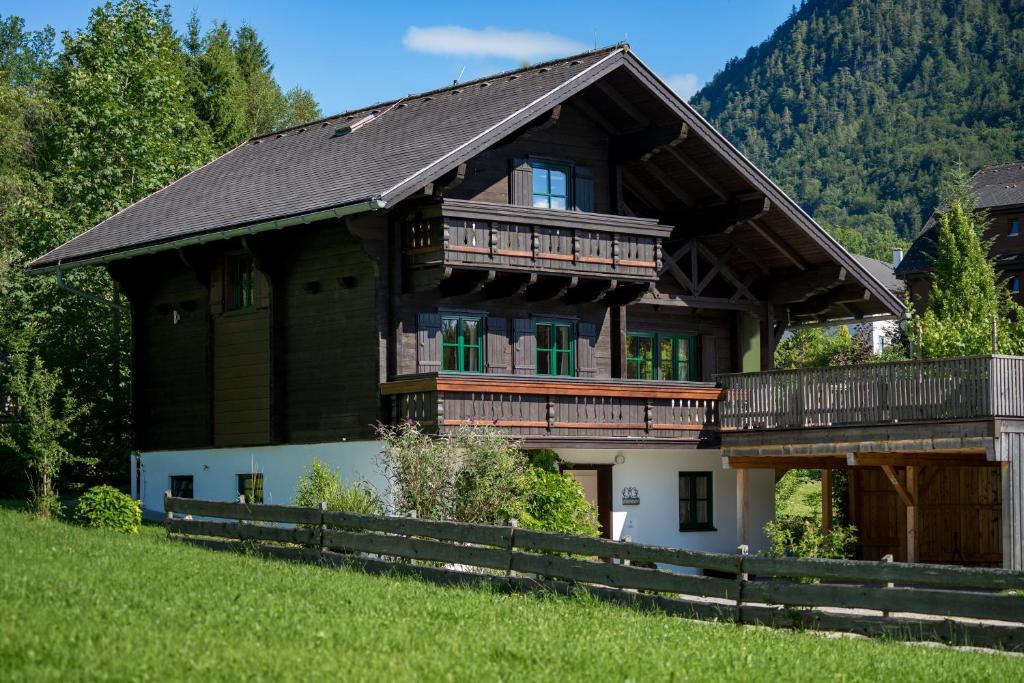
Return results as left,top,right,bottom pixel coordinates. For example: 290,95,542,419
531,161,570,210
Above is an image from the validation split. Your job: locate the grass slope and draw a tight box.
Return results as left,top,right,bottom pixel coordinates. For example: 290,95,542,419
1,509,1021,682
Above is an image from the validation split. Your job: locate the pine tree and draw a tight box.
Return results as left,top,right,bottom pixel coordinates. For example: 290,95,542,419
191,22,248,150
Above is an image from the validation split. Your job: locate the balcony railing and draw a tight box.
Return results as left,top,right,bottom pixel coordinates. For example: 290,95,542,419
717,355,1024,431
380,373,722,445
403,199,670,283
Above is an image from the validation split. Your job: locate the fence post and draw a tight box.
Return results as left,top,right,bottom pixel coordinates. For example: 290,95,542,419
736,544,749,625
881,554,894,618
164,490,172,536
319,501,328,563
508,518,518,578
622,535,632,567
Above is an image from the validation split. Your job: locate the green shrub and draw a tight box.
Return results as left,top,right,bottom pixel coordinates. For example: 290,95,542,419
75,485,141,533
293,458,383,515
763,517,857,560
518,468,599,537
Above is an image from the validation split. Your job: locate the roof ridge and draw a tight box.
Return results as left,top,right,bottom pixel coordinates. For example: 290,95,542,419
252,43,628,142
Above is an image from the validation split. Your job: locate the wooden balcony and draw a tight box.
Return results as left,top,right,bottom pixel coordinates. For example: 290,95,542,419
401,199,671,296
718,355,1024,432
380,373,722,448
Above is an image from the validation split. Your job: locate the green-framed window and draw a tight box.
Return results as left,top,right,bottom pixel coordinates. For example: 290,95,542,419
679,472,714,531
537,321,574,376
225,254,254,311
237,473,264,504
626,333,697,381
531,161,571,210
441,316,484,372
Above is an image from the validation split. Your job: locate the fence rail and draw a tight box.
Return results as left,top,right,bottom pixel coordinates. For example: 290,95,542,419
164,495,1024,651
717,355,1024,431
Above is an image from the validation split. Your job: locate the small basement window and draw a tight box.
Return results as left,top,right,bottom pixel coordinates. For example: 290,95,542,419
169,475,193,499
679,472,714,531
237,473,264,504
441,315,484,372
531,161,571,210
224,254,254,311
537,321,574,376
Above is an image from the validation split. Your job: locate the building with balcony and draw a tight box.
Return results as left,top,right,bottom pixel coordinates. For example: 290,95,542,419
30,46,1022,568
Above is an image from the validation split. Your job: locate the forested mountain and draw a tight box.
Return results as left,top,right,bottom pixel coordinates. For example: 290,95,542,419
691,0,1024,260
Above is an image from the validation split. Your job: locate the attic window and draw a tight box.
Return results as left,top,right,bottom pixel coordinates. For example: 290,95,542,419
424,96,434,102
508,75,519,81
452,89,461,94
570,60,581,65
539,67,550,73
480,82,490,88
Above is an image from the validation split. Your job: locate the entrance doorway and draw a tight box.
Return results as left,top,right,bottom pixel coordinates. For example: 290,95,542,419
561,463,613,538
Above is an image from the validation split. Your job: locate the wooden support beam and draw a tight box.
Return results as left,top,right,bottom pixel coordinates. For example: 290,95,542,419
724,455,850,470
766,266,848,303
663,146,730,200
611,123,688,163
440,269,494,298
432,163,467,198
821,469,833,536
747,219,808,271
603,282,652,306
564,279,615,305
595,80,649,126
880,465,915,508
669,196,771,238
736,469,749,549
640,159,696,207
525,275,577,302
484,272,536,300
622,176,667,213
847,451,990,468
495,105,563,145
696,241,758,303
571,97,619,134
907,465,918,563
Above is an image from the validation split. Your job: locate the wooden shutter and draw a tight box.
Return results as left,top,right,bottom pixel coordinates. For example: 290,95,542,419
700,334,718,381
486,316,510,374
416,312,442,373
573,165,594,212
577,321,598,377
512,318,536,375
510,158,533,207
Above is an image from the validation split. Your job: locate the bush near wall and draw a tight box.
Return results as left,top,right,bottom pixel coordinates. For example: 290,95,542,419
75,485,141,533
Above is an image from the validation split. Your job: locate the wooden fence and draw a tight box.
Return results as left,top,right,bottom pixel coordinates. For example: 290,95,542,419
164,494,1024,652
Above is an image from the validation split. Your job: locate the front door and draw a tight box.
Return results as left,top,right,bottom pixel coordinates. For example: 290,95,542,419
562,464,613,538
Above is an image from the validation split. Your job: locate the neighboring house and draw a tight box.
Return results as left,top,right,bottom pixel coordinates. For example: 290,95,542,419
897,161,1024,308
30,46,1024,569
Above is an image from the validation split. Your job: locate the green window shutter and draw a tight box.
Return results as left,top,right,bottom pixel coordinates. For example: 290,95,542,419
573,165,594,212
512,318,536,375
510,158,533,207
700,334,717,381
486,316,510,374
577,321,598,377
416,312,442,373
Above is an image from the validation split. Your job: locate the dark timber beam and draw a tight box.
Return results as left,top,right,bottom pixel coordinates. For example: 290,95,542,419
669,196,771,238
494,105,563,146
604,282,652,306
747,219,808,271
565,279,616,305
663,146,730,201
571,98,618,134
766,266,847,303
440,269,495,298
640,159,695,207
526,275,578,302
611,123,688,163
431,163,467,198
594,80,649,126
484,272,536,300
786,284,865,318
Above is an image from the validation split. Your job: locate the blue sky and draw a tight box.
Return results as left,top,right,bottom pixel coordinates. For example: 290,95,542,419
7,1,796,115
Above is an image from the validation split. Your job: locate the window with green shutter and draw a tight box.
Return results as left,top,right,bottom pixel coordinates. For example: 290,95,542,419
679,472,714,531
536,321,574,376
225,254,254,311
441,316,484,372
626,333,697,380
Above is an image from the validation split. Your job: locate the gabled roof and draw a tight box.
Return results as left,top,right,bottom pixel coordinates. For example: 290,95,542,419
28,45,904,320
851,254,903,297
896,162,1024,276
30,46,623,270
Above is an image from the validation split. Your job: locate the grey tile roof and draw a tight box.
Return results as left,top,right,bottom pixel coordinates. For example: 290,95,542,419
897,162,1024,275
851,254,903,296
30,47,622,270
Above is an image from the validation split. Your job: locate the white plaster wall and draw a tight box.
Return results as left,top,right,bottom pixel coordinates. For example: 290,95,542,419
132,441,386,515
557,448,774,567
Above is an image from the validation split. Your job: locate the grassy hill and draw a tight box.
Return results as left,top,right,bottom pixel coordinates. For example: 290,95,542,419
1,507,1021,681
691,0,1024,259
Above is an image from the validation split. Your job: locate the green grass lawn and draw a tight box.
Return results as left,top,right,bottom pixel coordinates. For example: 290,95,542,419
1,508,1021,682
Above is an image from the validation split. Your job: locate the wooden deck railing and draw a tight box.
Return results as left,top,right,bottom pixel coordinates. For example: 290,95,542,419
403,199,671,283
717,355,1024,431
380,373,722,445
165,495,1024,651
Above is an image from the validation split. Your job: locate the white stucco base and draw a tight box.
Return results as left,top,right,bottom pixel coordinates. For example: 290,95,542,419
557,448,775,562
132,441,386,516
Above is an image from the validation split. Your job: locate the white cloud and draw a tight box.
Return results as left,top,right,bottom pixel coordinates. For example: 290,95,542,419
403,26,585,62
666,73,701,101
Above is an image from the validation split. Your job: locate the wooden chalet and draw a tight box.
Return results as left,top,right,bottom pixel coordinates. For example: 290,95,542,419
30,46,1023,568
